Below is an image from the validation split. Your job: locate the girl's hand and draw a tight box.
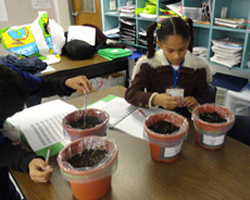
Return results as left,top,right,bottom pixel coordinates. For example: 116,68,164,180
179,96,199,109
65,75,92,94
28,158,53,183
152,93,183,110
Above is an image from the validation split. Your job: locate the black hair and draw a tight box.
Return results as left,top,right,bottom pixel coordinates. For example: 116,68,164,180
146,17,194,58
0,64,29,119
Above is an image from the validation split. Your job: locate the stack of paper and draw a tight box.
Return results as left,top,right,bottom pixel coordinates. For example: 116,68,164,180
120,18,136,43
215,18,247,29
137,28,156,47
193,47,208,59
103,27,120,39
118,5,136,17
210,37,243,68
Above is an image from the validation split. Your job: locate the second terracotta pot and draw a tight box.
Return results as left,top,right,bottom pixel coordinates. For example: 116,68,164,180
144,112,189,163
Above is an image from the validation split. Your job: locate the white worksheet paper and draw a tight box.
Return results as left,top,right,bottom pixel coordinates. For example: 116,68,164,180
7,100,77,151
88,96,173,140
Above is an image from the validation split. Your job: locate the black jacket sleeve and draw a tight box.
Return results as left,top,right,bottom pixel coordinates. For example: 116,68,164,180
31,75,76,97
0,138,43,173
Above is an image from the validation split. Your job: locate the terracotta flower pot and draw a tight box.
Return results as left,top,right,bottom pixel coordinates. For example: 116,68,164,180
62,108,109,141
57,136,118,200
192,104,235,150
144,112,189,163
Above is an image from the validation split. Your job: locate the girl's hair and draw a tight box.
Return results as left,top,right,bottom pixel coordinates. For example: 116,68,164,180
0,64,29,119
147,17,194,58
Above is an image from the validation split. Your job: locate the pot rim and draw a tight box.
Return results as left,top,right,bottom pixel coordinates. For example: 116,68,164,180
57,136,118,176
62,108,110,132
144,112,189,142
192,104,235,128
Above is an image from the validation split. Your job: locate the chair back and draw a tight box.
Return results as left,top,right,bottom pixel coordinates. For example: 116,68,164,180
208,82,217,103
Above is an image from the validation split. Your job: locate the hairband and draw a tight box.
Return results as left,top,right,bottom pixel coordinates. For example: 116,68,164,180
182,16,187,22
157,23,161,30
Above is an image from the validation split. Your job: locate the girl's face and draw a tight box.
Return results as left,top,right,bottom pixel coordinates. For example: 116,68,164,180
157,34,190,66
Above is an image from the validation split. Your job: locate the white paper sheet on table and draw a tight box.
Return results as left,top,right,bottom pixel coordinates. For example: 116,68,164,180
7,100,77,151
88,96,173,140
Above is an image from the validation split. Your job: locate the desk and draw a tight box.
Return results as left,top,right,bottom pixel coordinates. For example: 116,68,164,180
46,54,129,86
12,86,250,200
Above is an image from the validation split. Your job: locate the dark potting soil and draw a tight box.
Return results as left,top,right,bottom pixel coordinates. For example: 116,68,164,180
148,121,179,135
69,116,103,129
199,112,226,123
69,149,108,168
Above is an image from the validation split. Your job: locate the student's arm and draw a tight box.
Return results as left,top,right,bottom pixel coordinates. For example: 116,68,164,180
32,75,91,97
125,64,154,108
0,138,40,172
0,139,52,182
33,75,75,97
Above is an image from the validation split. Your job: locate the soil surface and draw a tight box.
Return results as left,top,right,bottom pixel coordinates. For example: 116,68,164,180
199,112,226,123
148,121,179,135
69,116,103,129
69,149,108,168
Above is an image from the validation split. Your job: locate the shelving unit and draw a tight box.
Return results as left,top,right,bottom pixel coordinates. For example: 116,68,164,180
102,0,250,75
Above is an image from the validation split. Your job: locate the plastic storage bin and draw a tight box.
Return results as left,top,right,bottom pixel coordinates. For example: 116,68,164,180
90,72,125,90
182,7,202,21
225,85,250,116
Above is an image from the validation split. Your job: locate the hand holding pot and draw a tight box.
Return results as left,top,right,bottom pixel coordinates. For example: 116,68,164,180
28,158,53,183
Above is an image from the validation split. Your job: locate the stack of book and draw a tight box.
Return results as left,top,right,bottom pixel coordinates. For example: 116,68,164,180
210,37,243,68
193,47,208,59
214,18,247,29
137,28,156,47
120,19,136,44
103,27,120,39
138,30,147,46
118,5,136,17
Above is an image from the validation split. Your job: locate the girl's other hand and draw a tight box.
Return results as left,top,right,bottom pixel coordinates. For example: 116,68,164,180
179,96,199,109
152,93,182,110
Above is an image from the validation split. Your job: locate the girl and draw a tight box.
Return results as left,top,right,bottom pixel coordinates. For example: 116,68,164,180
125,17,212,117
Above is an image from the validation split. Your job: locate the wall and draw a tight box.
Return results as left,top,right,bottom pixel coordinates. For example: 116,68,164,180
0,0,71,55
53,0,72,31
